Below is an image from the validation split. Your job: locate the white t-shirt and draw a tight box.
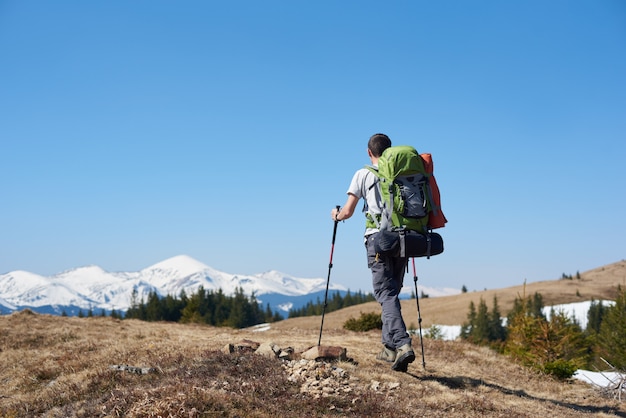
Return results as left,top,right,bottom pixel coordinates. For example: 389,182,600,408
347,167,382,236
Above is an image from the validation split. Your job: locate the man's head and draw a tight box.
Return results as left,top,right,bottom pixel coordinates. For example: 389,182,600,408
368,133,392,158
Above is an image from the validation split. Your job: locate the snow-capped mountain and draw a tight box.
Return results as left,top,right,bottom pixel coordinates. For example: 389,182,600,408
0,255,352,315
0,255,459,316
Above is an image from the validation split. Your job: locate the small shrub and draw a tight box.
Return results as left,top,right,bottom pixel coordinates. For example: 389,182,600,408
425,324,444,340
543,359,578,380
343,312,382,332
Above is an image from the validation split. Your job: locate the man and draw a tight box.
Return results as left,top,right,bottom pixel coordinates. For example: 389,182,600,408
330,133,415,372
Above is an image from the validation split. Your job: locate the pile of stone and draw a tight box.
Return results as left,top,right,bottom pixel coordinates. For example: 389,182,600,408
222,339,400,398
283,358,356,398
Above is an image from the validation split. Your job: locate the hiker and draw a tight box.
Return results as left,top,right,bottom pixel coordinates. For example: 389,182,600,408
330,133,416,372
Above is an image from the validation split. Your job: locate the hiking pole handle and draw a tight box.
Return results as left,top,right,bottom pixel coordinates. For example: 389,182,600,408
329,205,340,268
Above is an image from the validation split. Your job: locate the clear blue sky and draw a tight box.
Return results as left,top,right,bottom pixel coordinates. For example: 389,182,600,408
1,1,625,293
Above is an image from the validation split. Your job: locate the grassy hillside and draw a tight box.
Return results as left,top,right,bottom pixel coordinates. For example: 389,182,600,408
0,260,624,417
272,260,626,331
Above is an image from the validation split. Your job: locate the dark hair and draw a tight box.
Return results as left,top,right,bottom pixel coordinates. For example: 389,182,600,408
368,133,392,157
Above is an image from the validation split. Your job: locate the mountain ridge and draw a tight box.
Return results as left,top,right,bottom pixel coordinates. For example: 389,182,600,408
0,254,460,316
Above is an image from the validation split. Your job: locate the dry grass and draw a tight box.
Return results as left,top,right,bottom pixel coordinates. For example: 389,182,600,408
274,260,626,330
1,260,625,417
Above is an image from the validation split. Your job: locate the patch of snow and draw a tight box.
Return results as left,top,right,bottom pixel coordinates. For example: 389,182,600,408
435,325,462,340
573,370,625,388
248,323,271,332
543,300,615,330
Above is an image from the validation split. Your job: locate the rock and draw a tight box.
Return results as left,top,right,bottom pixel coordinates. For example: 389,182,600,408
301,345,347,361
236,339,260,352
278,346,294,360
109,365,157,375
255,342,279,358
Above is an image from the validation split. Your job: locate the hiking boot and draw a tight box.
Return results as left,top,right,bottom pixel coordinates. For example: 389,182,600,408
391,343,415,372
375,346,396,363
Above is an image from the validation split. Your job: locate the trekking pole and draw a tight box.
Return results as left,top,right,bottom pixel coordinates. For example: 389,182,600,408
411,257,426,369
318,205,340,346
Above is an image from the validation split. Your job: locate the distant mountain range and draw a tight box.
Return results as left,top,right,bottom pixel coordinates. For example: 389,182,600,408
0,255,460,316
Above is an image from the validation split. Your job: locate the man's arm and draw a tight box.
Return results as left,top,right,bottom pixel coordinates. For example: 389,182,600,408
331,193,359,221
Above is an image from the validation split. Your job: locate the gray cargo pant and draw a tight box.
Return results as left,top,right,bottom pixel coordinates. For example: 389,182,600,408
365,233,412,349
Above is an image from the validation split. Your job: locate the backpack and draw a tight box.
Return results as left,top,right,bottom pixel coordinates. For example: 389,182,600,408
365,145,446,258
421,153,448,230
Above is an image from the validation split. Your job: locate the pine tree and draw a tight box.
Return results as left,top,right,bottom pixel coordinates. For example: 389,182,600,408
265,303,273,322
586,299,607,335
472,297,490,344
505,293,589,378
488,296,506,342
596,286,626,369
460,301,476,340
145,290,162,321
180,287,207,324
125,288,146,319
505,298,543,366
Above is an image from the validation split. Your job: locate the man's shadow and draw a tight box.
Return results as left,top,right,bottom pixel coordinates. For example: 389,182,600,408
405,371,625,417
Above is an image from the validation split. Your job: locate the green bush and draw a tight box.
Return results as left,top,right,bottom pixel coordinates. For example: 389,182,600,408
543,359,578,380
343,312,383,332
425,324,444,340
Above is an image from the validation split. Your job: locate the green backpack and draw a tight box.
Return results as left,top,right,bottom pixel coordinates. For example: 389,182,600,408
365,145,431,234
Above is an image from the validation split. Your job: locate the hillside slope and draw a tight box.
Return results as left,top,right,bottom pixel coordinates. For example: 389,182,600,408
272,260,626,331
1,309,624,417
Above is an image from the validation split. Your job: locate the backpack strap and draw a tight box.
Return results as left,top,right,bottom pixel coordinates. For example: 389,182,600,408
364,166,382,229
364,165,395,232
381,180,394,231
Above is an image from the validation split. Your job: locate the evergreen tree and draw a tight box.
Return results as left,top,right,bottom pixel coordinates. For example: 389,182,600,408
507,291,545,327
272,310,284,322
596,286,626,369
460,297,505,345
145,290,162,321
488,296,506,342
506,299,541,365
163,294,184,322
586,299,607,335
180,286,207,324
125,288,147,320
265,303,273,322
460,301,476,340
213,289,230,326
505,293,589,378
472,297,490,343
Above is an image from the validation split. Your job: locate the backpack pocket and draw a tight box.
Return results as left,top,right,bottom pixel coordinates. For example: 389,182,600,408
395,174,427,219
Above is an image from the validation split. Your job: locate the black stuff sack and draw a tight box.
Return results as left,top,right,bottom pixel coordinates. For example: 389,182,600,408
403,231,444,258
373,230,444,258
